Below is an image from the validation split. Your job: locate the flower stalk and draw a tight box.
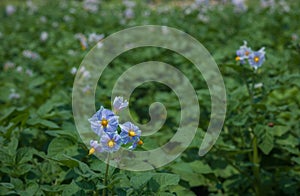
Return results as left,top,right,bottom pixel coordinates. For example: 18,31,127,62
103,154,110,196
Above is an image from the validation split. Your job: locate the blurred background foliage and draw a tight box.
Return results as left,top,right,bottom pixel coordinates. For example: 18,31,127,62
0,0,299,195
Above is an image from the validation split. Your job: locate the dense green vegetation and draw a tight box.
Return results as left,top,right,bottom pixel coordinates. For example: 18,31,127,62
0,0,299,195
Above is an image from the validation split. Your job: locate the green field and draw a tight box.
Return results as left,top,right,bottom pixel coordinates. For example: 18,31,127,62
0,0,299,195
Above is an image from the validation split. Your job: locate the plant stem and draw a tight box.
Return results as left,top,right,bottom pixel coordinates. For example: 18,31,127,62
102,154,110,196
246,72,261,195
252,135,261,196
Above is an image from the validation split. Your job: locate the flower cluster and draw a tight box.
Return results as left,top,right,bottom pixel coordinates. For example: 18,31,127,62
88,97,143,155
22,50,40,60
75,33,104,50
235,41,266,70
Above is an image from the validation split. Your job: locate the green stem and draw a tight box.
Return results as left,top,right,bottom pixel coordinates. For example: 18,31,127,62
252,135,261,196
246,71,261,195
103,154,110,196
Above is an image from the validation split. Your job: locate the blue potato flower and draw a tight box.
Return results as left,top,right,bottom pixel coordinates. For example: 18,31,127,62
88,106,119,136
100,133,122,152
236,41,252,64
89,140,102,155
113,96,128,113
129,139,143,150
120,122,141,144
248,47,265,69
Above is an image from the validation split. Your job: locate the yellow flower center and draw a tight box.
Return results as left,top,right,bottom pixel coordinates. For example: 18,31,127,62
101,119,108,127
235,56,240,61
88,148,95,155
128,130,136,137
138,140,143,145
108,140,115,148
245,51,250,56
254,56,260,63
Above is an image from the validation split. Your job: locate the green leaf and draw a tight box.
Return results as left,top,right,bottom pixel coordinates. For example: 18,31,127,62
258,131,274,155
45,130,79,142
29,77,46,88
47,137,78,157
170,161,208,187
0,149,14,164
52,156,80,168
27,118,59,128
25,182,39,195
37,100,56,116
271,126,290,137
0,183,15,189
291,157,300,165
130,172,154,190
75,180,95,190
62,181,80,196
189,160,213,174
0,107,16,122
15,163,32,175
10,178,23,190
74,161,98,179
152,173,180,190
16,147,34,164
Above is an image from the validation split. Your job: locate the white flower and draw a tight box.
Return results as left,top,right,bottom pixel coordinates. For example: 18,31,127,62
52,22,59,28
124,8,134,19
6,5,16,16
82,85,91,93
279,0,290,13
96,42,103,48
70,67,77,75
83,0,100,13
3,61,15,71
232,0,247,12
254,83,263,89
113,96,129,112
40,16,47,23
88,33,104,43
69,8,76,14
16,66,23,72
78,66,91,79
40,31,48,42
123,0,136,8
195,0,209,6
63,15,72,22
260,0,275,9
75,33,88,50
291,33,298,41
26,0,38,13
9,89,20,100
26,69,33,77
22,50,40,60
197,13,209,23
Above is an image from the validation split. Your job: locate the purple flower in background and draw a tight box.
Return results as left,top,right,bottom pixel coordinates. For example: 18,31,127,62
113,96,128,112
89,140,102,155
120,122,141,144
232,0,247,12
22,50,40,60
88,106,119,136
88,33,104,43
8,89,20,100
248,47,266,70
6,5,16,16
124,8,134,19
101,133,122,152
